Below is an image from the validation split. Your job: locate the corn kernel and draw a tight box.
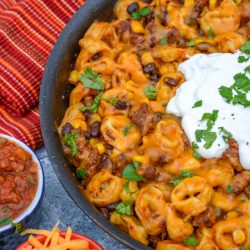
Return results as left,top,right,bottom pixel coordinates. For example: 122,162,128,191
141,52,154,65
227,211,239,219
209,0,216,9
184,0,194,6
71,120,87,131
232,229,246,245
133,155,149,164
69,70,80,84
131,21,145,33
89,113,101,125
90,138,98,146
96,143,105,154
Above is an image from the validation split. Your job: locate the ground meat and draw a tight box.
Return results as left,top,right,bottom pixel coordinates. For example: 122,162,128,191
239,0,250,24
99,154,114,171
144,147,173,165
232,171,250,194
193,207,216,227
222,139,243,171
129,102,155,136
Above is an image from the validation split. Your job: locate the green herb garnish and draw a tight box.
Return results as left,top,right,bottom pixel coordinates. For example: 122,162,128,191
80,68,105,91
123,124,133,136
80,93,102,113
226,184,233,194
191,142,201,159
201,110,218,130
184,236,198,247
115,201,132,215
76,168,87,179
240,247,246,250
169,170,196,186
208,28,215,39
64,133,79,156
102,96,118,106
122,161,144,181
0,218,24,233
240,41,250,55
187,40,196,47
131,6,150,20
238,56,250,63
219,127,232,143
192,100,202,108
144,86,157,100
195,130,217,149
0,217,12,226
159,35,168,45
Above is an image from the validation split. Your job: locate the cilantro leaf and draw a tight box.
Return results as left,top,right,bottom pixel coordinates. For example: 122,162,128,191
80,93,102,113
233,73,250,92
208,28,215,39
131,11,140,20
240,41,250,55
201,110,218,129
226,184,233,194
169,170,195,186
202,130,217,149
102,96,118,106
123,181,130,194
232,92,250,107
144,86,157,100
80,68,105,91
11,222,25,233
139,6,150,16
122,162,144,181
159,35,168,45
187,40,196,47
195,130,203,142
184,236,198,247
0,217,12,226
133,161,141,171
115,202,132,215
245,65,250,73
192,100,202,108
240,247,246,250
219,86,233,103
191,142,201,159
76,168,87,179
219,127,232,143
64,133,79,156
238,56,250,63
123,124,133,136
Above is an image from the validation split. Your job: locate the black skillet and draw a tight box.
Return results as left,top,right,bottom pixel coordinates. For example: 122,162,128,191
40,0,151,249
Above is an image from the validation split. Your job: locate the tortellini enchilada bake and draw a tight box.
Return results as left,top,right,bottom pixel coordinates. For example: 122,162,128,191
59,0,250,249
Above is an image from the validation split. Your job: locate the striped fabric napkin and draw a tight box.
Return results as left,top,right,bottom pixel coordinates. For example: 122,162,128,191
0,0,84,149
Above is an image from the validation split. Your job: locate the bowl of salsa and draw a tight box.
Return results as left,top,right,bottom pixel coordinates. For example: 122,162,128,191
0,134,44,249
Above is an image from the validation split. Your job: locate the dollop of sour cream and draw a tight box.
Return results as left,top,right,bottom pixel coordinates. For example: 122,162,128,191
167,52,250,170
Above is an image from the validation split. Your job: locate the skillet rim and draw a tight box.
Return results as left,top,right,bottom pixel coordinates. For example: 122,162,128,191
40,0,151,249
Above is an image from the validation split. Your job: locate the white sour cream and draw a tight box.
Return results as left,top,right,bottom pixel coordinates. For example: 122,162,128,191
167,52,250,170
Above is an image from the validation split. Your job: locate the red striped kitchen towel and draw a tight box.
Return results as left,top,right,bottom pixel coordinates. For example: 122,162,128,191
0,0,84,149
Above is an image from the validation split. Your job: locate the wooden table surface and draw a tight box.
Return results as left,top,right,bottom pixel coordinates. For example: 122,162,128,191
35,146,128,250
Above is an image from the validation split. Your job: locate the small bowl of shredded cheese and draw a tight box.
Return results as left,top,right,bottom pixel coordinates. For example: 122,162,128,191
16,222,103,250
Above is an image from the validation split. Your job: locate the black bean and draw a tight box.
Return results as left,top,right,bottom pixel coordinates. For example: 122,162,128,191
127,2,139,14
149,70,161,81
143,63,156,73
105,143,113,150
196,42,211,51
115,100,127,110
143,0,152,3
84,130,91,140
161,10,168,26
61,123,73,136
100,154,114,170
164,77,179,87
92,52,101,61
90,121,101,138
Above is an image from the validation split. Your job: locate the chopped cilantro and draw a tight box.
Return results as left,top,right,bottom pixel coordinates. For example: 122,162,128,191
80,68,105,91
76,168,87,179
219,127,232,143
240,247,246,250
184,236,198,247
245,65,250,73
192,100,202,108
102,96,118,106
80,93,102,113
115,202,132,215
191,142,201,159
0,218,24,233
144,86,157,100
238,56,250,63
240,41,250,55
219,86,233,103
123,124,133,136
201,110,218,129
195,130,217,149
0,217,12,226
226,184,233,194
131,6,150,20
208,28,215,39
169,170,196,186
159,35,168,45
123,181,130,194
187,40,196,47
64,133,79,156
122,162,144,181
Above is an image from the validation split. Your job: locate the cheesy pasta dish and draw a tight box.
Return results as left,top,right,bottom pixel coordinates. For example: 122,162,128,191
59,0,250,249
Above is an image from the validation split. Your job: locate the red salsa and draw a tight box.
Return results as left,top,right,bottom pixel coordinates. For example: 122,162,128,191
0,137,38,226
